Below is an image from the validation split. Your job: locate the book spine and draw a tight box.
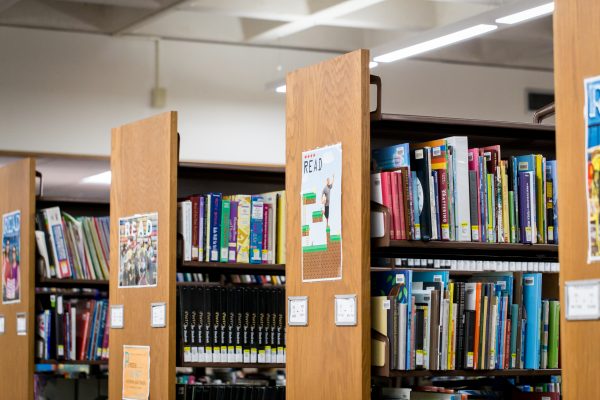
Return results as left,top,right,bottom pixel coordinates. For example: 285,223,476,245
381,172,395,239
548,300,560,368
45,208,72,278
198,196,205,262
249,196,264,264
519,172,534,244
401,168,413,240
261,204,270,264
191,196,199,261
468,170,480,242
228,201,238,262
438,169,450,240
411,171,421,240
220,200,231,262
546,170,555,244
390,171,401,240
236,195,251,263
210,194,222,262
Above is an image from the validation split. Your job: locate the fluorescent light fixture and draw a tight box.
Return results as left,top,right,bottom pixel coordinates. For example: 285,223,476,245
496,2,554,24
275,85,287,93
369,61,379,69
82,170,111,184
374,24,498,63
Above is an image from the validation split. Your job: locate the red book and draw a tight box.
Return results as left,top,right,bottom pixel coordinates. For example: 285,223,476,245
380,172,394,239
77,301,93,360
390,171,401,240
396,172,406,240
438,170,450,240
189,195,200,261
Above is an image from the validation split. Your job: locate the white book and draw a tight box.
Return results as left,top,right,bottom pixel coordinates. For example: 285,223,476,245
261,192,279,264
429,175,439,240
441,298,449,370
43,207,72,279
446,136,471,241
398,302,407,370
35,230,52,278
370,173,385,238
70,307,77,360
451,303,457,370
488,297,498,369
177,201,193,262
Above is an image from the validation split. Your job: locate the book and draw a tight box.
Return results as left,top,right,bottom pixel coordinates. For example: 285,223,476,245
523,273,542,369
249,195,264,264
220,199,231,262
548,300,560,369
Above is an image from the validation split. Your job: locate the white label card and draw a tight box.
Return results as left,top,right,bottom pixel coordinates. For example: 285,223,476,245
151,302,167,328
16,312,26,335
0,315,4,334
288,296,308,326
566,280,600,320
335,294,357,326
110,305,124,329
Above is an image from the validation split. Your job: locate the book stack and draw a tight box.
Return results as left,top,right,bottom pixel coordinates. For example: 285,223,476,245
176,385,285,400
383,258,559,273
177,191,286,264
372,141,558,244
176,272,285,285
371,271,559,371
178,286,285,364
35,206,110,280
36,296,109,362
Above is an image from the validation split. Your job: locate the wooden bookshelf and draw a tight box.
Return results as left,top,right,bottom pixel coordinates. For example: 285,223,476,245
0,158,36,399
554,1,600,399
180,362,285,369
285,50,561,399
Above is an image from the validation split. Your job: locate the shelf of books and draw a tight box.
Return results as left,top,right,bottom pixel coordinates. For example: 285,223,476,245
34,195,111,398
285,50,562,400
109,112,286,399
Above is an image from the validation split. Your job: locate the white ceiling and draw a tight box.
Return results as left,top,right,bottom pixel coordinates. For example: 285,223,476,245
0,0,553,70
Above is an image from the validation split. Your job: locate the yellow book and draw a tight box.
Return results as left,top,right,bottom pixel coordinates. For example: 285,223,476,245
371,296,388,367
535,155,546,243
501,162,510,243
276,191,286,264
235,195,252,263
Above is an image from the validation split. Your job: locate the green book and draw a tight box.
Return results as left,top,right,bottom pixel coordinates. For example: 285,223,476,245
509,191,516,243
220,200,231,262
548,300,560,368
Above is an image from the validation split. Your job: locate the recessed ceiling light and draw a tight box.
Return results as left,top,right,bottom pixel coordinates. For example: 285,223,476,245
496,2,554,25
275,85,287,93
82,171,111,185
374,24,498,63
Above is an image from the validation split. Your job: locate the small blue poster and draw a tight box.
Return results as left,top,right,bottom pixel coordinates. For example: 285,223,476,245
585,76,600,262
2,210,21,304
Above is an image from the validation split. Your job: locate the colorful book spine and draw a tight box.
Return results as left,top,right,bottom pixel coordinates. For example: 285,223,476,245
249,196,264,264
199,196,205,262
411,171,421,240
209,193,222,262
519,172,534,244
220,200,231,262
228,201,238,262
548,300,560,368
44,207,72,279
235,195,252,263
190,196,200,261
261,204,270,264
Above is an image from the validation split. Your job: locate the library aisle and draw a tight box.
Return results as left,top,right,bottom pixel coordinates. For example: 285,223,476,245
0,0,597,399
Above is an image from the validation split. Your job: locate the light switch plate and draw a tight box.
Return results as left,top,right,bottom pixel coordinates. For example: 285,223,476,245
0,314,4,335
565,279,600,320
151,302,167,328
335,294,357,326
16,312,26,335
288,296,308,326
110,305,124,329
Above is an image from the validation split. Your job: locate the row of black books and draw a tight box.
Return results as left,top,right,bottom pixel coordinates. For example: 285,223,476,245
176,385,285,400
371,141,558,244
36,296,109,362
177,272,285,286
372,271,559,371
35,206,110,280
177,191,285,265
178,286,286,364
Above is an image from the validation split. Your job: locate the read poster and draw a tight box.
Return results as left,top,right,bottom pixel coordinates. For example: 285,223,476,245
586,76,600,262
122,345,150,400
301,143,342,282
2,211,21,304
118,213,158,288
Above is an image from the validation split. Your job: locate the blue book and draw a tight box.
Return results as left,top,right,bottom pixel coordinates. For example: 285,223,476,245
413,271,450,290
209,193,222,262
86,301,98,359
411,171,421,241
372,143,410,171
95,300,107,360
510,303,519,368
249,195,264,264
478,273,514,306
523,273,542,369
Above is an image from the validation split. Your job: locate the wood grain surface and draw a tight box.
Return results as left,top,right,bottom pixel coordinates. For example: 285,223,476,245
286,50,370,399
109,112,178,400
554,0,600,398
0,158,35,399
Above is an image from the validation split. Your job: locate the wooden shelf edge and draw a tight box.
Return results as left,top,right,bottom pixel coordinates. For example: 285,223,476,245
370,267,559,275
37,278,109,287
372,368,561,378
36,359,108,366
180,261,285,272
180,362,285,369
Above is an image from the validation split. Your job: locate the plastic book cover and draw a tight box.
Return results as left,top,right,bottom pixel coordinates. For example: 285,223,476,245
372,143,410,171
